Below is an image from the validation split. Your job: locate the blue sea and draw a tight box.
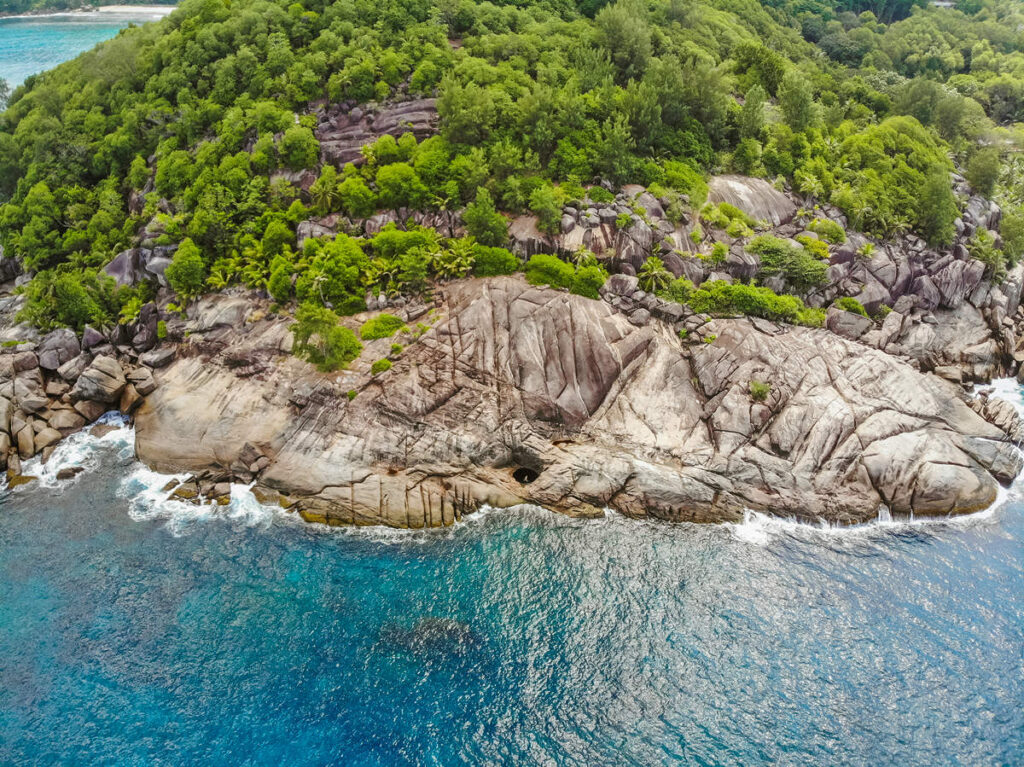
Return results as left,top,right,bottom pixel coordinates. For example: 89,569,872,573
0,8,171,87
1,382,1023,766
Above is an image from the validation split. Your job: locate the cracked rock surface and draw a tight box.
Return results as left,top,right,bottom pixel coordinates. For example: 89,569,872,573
135,277,1023,528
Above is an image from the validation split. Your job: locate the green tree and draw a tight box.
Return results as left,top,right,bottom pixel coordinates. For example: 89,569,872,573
338,176,377,218
375,163,428,210
462,187,508,246
917,166,958,246
638,257,671,293
166,238,208,302
291,302,362,371
310,165,340,214
739,84,767,140
778,70,816,133
280,125,319,171
966,148,1000,198
595,0,651,83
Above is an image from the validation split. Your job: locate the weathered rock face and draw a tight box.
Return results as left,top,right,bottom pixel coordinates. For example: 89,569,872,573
708,175,797,226
135,278,1022,529
316,98,438,168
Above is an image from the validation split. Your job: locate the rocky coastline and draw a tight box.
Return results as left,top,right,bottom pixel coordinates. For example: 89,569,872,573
2,174,1023,528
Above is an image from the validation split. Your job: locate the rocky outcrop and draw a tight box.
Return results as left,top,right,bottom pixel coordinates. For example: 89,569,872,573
135,278,1022,529
316,98,438,168
708,175,797,226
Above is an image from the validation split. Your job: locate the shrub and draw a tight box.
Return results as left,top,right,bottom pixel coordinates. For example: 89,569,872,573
616,212,633,229
473,245,519,276
833,297,868,316
347,389,357,400
662,160,708,208
749,380,771,401
796,234,829,260
371,358,393,375
968,230,1008,283
687,280,825,326
525,254,574,289
718,202,756,228
1000,206,1024,261
587,186,615,204
660,277,694,304
708,242,728,265
748,235,828,292
280,125,319,171
360,313,406,340
570,264,608,299
291,303,363,371
726,218,754,238
390,343,403,355
808,218,846,244
156,320,167,340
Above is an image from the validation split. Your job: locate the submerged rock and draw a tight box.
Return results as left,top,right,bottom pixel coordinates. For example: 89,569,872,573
379,617,481,655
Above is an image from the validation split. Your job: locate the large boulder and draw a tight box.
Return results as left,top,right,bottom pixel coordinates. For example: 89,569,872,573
708,175,797,226
36,328,81,372
71,356,126,404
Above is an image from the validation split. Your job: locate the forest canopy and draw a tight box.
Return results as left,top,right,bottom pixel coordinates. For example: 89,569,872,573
0,0,1023,330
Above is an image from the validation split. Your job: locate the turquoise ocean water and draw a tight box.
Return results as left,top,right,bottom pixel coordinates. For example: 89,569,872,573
0,391,1023,765
0,9,170,87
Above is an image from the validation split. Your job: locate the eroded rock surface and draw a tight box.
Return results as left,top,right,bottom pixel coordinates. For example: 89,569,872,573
135,278,1022,528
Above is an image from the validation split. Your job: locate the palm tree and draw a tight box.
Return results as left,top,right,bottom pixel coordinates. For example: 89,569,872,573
432,238,476,279
638,256,672,294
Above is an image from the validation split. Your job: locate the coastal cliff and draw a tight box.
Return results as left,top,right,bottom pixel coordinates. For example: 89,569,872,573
130,275,1023,527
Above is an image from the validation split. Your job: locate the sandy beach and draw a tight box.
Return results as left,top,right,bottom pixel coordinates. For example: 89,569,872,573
97,5,175,13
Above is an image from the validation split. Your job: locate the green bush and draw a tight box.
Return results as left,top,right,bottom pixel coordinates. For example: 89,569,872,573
473,245,519,277
157,320,168,340
570,264,608,299
726,218,754,238
390,343,404,355
968,230,1008,283
525,254,574,289
616,212,633,229
587,186,615,204
833,297,868,316
687,280,825,326
360,313,406,340
748,235,828,292
749,380,771,402
660,277,694,304
291,303,363,372
808,218,846,244
371,358,393,375
796,234,829,260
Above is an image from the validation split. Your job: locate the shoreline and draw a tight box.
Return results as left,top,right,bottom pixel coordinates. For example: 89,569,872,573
0,4,174,20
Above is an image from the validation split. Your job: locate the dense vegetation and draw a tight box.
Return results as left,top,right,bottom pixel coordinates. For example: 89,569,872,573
0,0,1023,347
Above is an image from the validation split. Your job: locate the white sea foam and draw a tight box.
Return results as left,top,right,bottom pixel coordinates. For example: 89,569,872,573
18,412,132,489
